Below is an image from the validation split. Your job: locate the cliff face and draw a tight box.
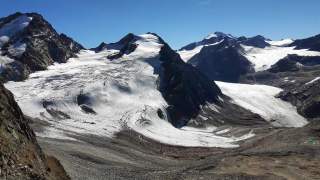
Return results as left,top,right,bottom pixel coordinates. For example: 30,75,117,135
0,83,69,180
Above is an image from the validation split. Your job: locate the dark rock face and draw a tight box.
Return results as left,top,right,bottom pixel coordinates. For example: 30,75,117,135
92,33,138,60
180,33,271,82
269,54,320,73
154,34,265,127
91,42,108,52
157,37,223,127
291,34,320,51
269,56,301,73
180,32,230,51
189,40,254,82
0,12,84,82
278,79,320,118
0,83,69,179
238,35,270,48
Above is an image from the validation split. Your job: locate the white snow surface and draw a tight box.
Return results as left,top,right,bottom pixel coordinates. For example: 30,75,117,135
266,39,294,46
216,81,308,127
178,40,223,62
241,45,320,71
0,15,32,47
5,34,255,148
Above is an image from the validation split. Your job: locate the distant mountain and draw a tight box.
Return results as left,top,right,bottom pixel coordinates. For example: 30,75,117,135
188,38,254,82
291,34,320,51
0,12,84,82
178,32,320,82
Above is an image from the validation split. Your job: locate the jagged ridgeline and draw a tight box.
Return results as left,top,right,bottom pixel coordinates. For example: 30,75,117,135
0,12,84,82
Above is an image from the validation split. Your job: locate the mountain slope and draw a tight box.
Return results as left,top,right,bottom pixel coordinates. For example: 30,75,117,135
0,82,69,179
4,33,308,149
291,34,320,51
0,12,84,82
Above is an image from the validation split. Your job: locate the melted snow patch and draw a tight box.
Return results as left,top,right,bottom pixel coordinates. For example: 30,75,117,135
217,81,308,128
241,45,320,71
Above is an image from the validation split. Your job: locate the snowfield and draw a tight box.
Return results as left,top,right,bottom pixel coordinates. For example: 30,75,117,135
4,33,308,148
216,82,308,127
266,39,294,46
5,34,255,148
178,40,223,62
241,45,320,71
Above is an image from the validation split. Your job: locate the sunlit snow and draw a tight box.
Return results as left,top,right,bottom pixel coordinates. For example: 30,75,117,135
5,34,256,148
178,40,223,62
241,45,320,71
266,39,294,46
216,81,308,127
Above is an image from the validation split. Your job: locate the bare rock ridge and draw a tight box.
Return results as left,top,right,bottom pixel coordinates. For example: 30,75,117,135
0,82,69,179
156,34,223,127
188,39,254,82
0,12,84,82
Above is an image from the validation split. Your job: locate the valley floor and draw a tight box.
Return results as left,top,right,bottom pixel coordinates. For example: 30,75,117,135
33,119,320,180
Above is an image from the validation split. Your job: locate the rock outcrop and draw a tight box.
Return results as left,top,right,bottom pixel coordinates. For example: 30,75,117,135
188,39,254,82
291,34,320,51
0,83,69,179
278,79,320,119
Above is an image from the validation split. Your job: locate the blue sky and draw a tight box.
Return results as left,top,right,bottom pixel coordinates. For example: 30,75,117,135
1,0,319,49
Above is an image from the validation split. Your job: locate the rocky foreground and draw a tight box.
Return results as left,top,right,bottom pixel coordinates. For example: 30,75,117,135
0,83,69,180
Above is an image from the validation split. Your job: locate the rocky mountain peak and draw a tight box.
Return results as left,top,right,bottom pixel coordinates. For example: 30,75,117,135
0,12,84,82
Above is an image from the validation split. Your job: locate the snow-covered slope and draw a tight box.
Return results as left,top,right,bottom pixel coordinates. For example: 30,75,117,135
266,39,294,46
216,82,308,127
179,33,320,73
241,45,320,71
178,40,223,62
5,34,255,148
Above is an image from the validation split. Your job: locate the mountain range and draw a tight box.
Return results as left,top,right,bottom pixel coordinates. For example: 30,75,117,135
0,12,320,179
